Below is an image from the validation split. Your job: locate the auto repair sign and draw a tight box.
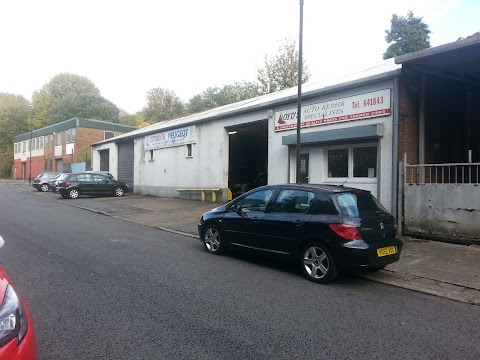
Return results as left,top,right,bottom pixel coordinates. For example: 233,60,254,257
274,89,391,132
145,126,196,150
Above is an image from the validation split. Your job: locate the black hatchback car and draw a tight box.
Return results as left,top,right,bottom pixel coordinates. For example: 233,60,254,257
57,172,130,199
198,184,402,284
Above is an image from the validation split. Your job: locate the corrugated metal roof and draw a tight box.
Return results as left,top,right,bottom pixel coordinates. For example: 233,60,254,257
93,58,402,145
14,117,137,142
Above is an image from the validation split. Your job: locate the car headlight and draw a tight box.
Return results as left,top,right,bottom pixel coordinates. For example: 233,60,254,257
0,285,29,347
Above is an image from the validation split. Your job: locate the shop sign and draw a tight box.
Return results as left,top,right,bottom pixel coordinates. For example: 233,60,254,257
145,126,196,150
274,89,391,132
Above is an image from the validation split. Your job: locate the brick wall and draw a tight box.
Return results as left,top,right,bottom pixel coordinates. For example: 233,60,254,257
398,75,419,165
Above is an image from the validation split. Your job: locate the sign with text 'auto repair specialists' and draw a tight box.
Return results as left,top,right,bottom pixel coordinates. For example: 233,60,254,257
274,89,391,132
145,126,196,150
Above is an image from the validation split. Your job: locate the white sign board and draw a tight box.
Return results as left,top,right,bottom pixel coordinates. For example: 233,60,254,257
274,89,391,132
145,126,196,151
55,145,62,157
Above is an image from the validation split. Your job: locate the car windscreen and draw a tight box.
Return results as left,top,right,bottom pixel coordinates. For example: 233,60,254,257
334,192,388,217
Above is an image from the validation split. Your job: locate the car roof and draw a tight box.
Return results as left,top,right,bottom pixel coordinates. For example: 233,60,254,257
259,183,371,194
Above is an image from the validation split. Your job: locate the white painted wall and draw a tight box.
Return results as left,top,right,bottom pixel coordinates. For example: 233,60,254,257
268,81,395,211
91,142,119,180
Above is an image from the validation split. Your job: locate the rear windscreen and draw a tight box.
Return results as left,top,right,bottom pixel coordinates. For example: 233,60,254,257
335,192,388,217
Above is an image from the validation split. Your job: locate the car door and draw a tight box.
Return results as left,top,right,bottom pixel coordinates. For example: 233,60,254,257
92,173,113,195
76,173,96,195
221,188,276,249
255,189,314,255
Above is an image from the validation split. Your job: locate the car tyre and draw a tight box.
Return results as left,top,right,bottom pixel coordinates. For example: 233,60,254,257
40,183,49,192
68,188,79,199
114,187,124,197
202,225,224,255
300,242,337,284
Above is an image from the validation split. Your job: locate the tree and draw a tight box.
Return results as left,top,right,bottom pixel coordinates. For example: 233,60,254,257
256,37,310,94
31,73,119,126
0,93,32,177
186,81,260,114
140,88,185,124
383,10,431,59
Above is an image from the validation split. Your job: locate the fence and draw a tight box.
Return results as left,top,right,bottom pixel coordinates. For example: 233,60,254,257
405,162,480,185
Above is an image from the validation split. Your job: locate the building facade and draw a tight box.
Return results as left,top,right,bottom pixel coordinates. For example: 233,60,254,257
13,117,136,180
92,35,480,243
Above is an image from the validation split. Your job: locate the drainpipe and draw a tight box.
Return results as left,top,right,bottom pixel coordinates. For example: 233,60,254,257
391,76,400,219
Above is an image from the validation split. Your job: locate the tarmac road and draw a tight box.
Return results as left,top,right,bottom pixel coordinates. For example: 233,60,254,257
1,183,480,359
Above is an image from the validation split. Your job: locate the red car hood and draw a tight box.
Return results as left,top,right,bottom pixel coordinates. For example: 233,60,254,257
0,266,10,300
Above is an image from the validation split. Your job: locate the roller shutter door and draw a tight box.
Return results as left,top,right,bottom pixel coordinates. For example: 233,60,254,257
118,141,134,187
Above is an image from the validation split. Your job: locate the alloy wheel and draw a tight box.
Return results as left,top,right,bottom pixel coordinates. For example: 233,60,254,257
203,226,222,254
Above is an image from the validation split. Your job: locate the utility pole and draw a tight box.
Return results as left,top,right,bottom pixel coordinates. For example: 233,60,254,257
295,0,304,183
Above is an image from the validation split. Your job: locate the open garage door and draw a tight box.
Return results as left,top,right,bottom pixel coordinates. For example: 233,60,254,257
227,120,268,198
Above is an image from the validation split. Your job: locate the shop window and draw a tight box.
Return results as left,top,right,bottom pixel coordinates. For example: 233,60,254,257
327,145,377,179
328,149,348,177
353,146,377,177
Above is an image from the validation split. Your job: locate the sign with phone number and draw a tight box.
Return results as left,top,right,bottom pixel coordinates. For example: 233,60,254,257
274,89,391,132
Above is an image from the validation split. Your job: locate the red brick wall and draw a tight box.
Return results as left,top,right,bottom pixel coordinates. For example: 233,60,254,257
398,75,419,165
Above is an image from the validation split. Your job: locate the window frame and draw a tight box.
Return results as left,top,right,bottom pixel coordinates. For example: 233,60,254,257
325,143,378,182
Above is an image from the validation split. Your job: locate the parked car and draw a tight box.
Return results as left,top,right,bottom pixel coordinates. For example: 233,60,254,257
57,172,130,199
85,170,115,181
0,236,38,360
198,184,403,284
48,173,68,192
32,172,59,192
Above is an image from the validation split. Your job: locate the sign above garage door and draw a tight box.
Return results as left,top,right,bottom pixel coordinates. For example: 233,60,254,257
274,89,391,132
145,125,196,150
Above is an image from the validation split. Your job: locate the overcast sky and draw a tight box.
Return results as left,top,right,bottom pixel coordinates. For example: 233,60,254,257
1,0,478,114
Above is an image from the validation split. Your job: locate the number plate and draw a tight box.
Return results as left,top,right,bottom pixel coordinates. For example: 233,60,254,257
377,246,397,257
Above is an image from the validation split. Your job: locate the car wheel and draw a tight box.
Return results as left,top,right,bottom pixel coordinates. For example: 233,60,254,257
40,183,49,192
114,187,124,197
68,189,79,199
300,242,337,284
202,225,224,254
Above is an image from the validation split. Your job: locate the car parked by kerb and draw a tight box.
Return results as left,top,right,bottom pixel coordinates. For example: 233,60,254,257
0,236,37,360
32,173,59,192
198,183,402,284
57,172,130,199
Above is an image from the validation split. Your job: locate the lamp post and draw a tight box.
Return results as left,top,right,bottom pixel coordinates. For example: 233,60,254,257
28,127,32,184
295,0,304,183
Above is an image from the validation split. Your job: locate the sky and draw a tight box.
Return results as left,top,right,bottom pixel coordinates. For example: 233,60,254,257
1,0,479,114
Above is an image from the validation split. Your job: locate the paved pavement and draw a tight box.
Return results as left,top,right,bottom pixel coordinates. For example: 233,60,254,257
5,180,480,306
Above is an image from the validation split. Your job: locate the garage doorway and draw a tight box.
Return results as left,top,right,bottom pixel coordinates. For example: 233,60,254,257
227,120,268,198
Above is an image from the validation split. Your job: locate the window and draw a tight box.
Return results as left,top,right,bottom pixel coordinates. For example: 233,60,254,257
149,150,154,161
66,129,76,143
272,190,315,214
56,132,62,145
187,144,192,157
77,174,94,182
93,174,107,182
104,131,115,140
39,136,44,149
328,149,348,177
335,192,387,217
236,189,275,213
327,145,377,179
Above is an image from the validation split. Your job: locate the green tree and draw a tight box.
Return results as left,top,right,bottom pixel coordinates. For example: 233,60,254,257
256,37,310,94
140,88,185,124
186,81,260,114
0,93,32,177
31,73,119,126
383,10,431,59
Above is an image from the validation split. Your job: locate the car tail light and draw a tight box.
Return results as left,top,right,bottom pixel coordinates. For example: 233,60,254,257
329,224,363,240
34,179,41,183
61,182,71,187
